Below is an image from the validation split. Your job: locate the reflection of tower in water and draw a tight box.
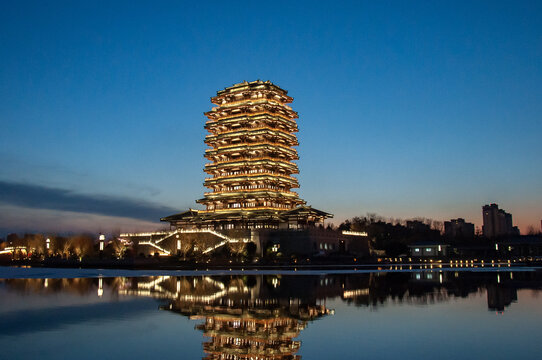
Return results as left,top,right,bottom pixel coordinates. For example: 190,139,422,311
161,276,331,360
197,313,307,360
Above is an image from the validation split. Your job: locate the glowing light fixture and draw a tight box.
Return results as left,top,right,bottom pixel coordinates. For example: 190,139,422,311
99,234,105,251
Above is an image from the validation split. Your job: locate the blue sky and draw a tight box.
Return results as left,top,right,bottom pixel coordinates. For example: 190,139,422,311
1,1,541,235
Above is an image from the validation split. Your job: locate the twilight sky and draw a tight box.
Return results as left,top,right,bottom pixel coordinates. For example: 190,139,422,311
1,1,541,236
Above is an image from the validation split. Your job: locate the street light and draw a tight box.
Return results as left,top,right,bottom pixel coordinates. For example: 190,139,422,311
99,234,105,251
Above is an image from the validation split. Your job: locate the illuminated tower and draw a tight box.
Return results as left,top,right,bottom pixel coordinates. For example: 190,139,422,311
198,81,305,220
123,81,336,255
157,80,332,236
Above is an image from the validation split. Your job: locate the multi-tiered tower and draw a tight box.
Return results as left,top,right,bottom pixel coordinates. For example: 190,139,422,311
199,80,304,212
160,80,332,232
198,81,305,215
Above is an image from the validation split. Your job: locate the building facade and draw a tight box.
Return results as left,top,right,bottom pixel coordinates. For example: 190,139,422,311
409,243,449,258
482,204,519,238
444,218,475,239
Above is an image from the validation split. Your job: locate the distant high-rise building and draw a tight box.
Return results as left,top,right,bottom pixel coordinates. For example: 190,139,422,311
482,204,519,238
444,218,475,239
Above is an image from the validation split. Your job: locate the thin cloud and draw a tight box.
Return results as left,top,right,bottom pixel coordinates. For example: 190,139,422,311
0,205,163,236
0,180,178,221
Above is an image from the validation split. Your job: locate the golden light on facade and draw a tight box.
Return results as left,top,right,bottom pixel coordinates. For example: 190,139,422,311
342,230,369,237
149,80,333,241
198,81,305,213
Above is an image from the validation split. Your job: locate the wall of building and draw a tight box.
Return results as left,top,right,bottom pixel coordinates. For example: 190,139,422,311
410,245,448,257
258,228,368,258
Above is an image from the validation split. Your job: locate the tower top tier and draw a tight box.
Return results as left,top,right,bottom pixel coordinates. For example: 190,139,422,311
211,80,293,106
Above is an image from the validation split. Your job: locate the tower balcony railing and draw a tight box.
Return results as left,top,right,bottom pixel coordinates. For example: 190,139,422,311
204,188,299,196
208,138,299,149
209,168,295,178
205,141,298,155
204,171,299,182
207,151,299,162
207,124,299,137
204,168,300,176
212,98,293,110
201,205,297,212
205,110,298,126
211,87,293,105
207,138,298,148
206,156,299,167
211,184,290,191
205,125,297,140
205,104,298,121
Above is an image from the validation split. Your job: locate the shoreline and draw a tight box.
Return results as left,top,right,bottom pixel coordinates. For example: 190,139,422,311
1,262,541,279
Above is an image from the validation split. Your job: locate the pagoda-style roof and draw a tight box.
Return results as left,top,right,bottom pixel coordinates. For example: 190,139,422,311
204,144,299,162
280,206,333,220
205,142,298,156
206,114,298,131
212,80,293,105
161,205,330,225
204,104,298,121
200,191,300,201
160,209,200,222
204,158,299,173
204,173,299,183
205,128,298,145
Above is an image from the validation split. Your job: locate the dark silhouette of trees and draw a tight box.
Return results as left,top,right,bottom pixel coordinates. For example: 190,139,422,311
339,214,444,256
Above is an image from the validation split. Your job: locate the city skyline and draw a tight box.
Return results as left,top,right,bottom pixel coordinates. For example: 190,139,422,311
1,1,541,235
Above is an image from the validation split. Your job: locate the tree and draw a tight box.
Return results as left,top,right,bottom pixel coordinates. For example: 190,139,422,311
110,238,127,258
26,234,45,257
69,234,95,258
526,225,539,235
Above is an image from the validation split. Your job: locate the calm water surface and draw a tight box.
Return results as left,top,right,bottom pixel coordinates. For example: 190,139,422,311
1,267,541,359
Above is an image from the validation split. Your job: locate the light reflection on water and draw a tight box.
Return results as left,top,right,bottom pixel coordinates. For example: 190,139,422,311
1,269,542,360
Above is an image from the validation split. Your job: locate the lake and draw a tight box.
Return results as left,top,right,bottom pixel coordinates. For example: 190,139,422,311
1,267,541,359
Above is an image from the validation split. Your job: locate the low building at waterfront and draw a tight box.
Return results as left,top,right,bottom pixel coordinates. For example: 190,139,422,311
408,242,449,258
